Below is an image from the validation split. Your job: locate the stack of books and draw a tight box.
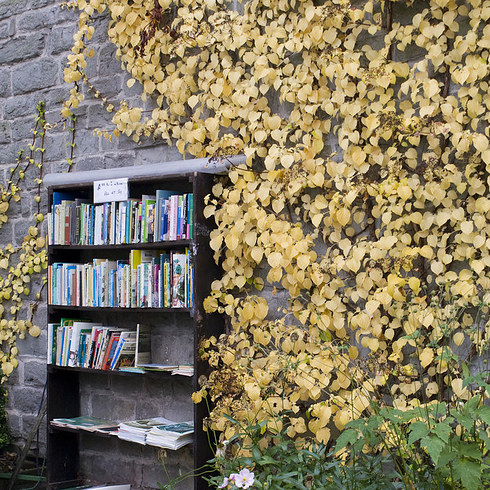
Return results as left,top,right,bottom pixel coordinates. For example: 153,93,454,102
48,191,193,245
117,417,176,445
47,248,194,308
50,416,119,435
146,422,194,450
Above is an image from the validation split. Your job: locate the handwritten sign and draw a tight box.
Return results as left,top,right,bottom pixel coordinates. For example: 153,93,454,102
93,178,129,203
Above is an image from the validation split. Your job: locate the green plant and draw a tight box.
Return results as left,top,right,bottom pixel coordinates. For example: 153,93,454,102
0,388,11,449
336,381,490,489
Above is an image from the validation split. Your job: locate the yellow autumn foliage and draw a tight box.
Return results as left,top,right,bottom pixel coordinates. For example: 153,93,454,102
63,0,490,447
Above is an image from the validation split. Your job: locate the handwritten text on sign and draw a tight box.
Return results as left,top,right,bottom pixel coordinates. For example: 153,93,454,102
93,178,129,203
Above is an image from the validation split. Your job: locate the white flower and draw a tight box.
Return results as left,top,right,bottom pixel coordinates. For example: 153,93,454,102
234,468,255,489
218,477,230,488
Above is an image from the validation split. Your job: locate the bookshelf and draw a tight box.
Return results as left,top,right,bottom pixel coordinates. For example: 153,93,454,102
45,167,225,489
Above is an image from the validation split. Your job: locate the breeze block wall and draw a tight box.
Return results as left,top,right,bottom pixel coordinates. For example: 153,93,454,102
0,0,208,487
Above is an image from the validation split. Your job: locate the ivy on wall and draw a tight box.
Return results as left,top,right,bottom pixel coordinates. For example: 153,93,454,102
63,0,490,449
0,102,48,383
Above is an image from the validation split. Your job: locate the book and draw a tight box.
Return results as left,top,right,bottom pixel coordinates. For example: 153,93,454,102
110,331,137,370
101,331,122,370
68,321,101,367
146,421,194,450
118,417,174,445
171,253,187,308
135,324,151,367
47,323,59,365
51,416,119,433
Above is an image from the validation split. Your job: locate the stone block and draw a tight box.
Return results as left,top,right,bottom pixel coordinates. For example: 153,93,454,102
87,103,116,131
43,132,70,163
17,327,48,359
9,386,43,415
0,0,28,21
6,412,22,439
90,16,111,44
71,154,104,172
98,44,121,77
48,25,76,56
10,116,34,142
23,360,46,387
0,121,9,144
17,6,59,31
0,218,14,244
71,129,100,158
12,59,59,95
29,0,52,8
102,152,138,171
42,86,71,111
0,34,45,65
0,18,14,39
0,69,10,99
3,93,42,119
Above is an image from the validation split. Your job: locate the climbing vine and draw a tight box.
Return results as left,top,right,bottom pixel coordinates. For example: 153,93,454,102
63,0,490,453
0,102,48,383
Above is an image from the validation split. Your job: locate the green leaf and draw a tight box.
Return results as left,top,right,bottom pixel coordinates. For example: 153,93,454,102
408,421,429,445
420,434,445,464
334,428,358,451
432,421,452,443
478,405,490,425
453,458,481,489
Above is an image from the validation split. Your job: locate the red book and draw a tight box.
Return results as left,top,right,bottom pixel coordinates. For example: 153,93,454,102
102,332,121,370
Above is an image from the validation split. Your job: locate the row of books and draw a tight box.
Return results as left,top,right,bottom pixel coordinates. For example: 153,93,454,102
48,190,193,245
47,321,150,370
47,249,193,308
50,416,193,450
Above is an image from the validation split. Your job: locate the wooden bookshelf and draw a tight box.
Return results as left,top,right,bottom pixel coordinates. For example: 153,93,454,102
45,170,223,489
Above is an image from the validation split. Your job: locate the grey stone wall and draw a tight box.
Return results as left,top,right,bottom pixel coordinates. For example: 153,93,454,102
0,0,192,488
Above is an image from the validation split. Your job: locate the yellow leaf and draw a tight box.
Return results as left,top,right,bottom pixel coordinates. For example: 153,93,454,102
420,347,434,368
268,252,282,268
453,332,464,346
365,300,380,316
408,277,420,293
336,207,351,227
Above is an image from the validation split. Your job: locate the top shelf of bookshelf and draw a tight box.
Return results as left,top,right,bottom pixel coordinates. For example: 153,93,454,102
48,240,192,252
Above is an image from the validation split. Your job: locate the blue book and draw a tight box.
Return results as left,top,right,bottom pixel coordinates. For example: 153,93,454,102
155,190,178,241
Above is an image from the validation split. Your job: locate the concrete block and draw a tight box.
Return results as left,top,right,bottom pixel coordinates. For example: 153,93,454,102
12,59,59,95
91,393,135,421
0,33,44,64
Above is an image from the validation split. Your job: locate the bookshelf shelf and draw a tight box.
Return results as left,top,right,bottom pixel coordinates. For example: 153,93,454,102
48,305,192,314
46,170,223,490
47,364,190,378
48,240,192,252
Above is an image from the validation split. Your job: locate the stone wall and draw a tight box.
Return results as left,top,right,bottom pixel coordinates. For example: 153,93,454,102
0,0,194,488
